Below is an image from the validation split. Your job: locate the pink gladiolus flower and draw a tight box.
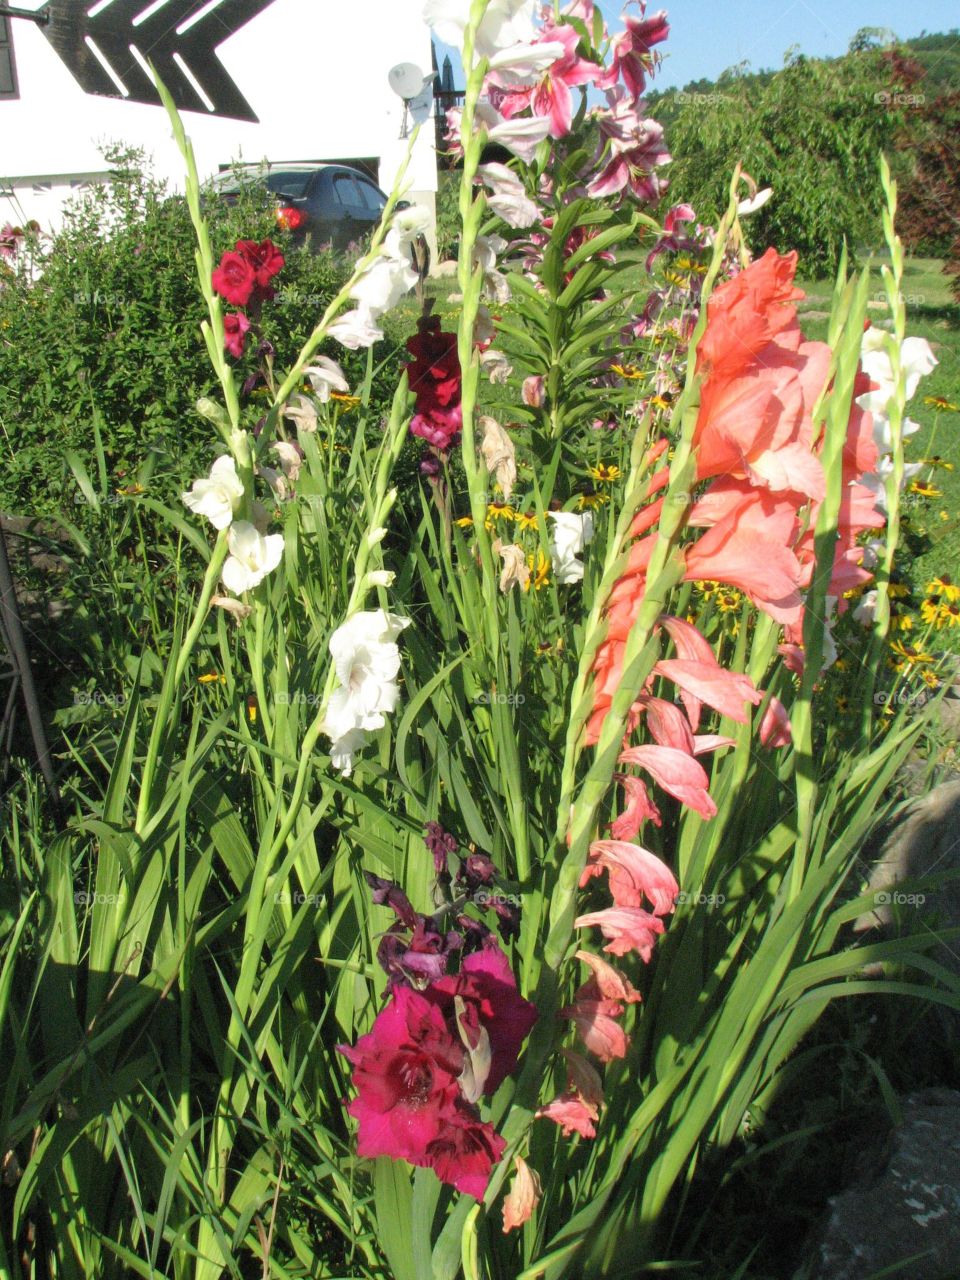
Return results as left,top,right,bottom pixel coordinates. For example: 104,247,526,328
608,772,662,839
536,1091,599,1138
502,1156,542,1233
618,745,718,820
581,840,678,915
653,659,762,727
560,978,630,1061
574,906,666,959
575,950,642,1004
638,695,695,754
759,694,792,747
561,1046,606,1104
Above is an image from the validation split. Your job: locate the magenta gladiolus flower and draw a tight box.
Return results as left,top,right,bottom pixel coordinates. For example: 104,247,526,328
426,940,538,1094
338,985,464,1166
425,1110,507,1198
223,311,251,359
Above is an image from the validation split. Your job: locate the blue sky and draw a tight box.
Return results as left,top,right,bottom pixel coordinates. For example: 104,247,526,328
433,2,956,91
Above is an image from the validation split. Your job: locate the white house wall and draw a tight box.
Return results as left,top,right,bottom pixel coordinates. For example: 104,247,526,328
1,0,438,251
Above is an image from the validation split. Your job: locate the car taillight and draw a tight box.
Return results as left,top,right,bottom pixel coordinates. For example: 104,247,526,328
276,206,305,231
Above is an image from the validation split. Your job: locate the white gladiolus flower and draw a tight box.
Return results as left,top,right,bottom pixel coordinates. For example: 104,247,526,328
384,206,431,259
477,163,539,228
323,610,411,775
736,187,772,217
860,457,923,513
271,441,303,482
350,254,419,316
475,104,551,162
304,356,350,402
547,511,594,585
423,0,542,62
872,414,920,455
857,331,938,414
222,521,285,594
327,308,385,350
182,455,244,530
853,589,878,625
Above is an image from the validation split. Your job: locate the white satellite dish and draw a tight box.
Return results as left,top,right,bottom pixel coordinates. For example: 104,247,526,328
388,63,432,102
388,64,434,138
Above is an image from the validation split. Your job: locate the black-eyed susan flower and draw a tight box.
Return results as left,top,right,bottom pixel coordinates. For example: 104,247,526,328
513,511,538,532
889,639,934,665
923,395,958,412
525,548,551,592
577,491,609,510
927,575,960,602
485,502,516,529
908,480,942,499
610,363,643,380
589,462,621,485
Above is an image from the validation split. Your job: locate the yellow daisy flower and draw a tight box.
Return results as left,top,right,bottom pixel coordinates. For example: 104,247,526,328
908,480,942,499
513,511,538,532
923,395,958,412
610,363,643,380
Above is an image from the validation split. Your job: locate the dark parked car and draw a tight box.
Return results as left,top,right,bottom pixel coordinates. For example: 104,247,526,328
206,162,429,272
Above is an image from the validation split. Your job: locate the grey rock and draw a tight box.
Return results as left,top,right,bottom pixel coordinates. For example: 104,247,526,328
431,259,459,277
800,1090,960,1280
854,778,960,950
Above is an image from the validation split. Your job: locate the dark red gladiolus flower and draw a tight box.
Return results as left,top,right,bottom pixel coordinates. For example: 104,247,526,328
235,238,285,290
212,251,257,306
405,315,462,451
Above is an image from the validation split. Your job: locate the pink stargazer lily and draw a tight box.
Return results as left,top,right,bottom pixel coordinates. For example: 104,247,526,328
580,840,678,915
588,88,670,203
491,20,601,138
594,7,669,98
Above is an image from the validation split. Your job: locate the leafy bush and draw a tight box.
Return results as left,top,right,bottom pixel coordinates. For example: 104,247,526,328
0,146,407,519
656,48,916,274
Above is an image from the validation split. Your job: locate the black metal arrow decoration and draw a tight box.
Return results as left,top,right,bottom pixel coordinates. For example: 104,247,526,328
40,0,279,122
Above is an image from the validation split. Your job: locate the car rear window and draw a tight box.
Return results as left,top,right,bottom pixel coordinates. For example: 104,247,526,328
264,172,314,198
